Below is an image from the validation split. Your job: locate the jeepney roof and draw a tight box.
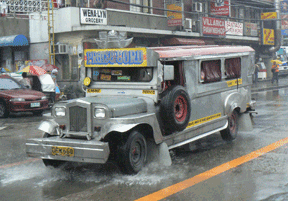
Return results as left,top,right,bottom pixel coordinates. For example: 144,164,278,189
148,45,254,59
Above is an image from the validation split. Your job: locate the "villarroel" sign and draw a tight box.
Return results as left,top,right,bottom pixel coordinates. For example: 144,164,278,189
80,8,107,25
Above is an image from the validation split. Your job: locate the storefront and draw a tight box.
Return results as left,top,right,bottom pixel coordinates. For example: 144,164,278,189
0,34,29,72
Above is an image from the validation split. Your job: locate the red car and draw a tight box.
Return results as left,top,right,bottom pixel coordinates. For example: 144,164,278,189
0,74,49,117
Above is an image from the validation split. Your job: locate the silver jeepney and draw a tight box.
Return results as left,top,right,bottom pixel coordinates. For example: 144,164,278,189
26,45,256,174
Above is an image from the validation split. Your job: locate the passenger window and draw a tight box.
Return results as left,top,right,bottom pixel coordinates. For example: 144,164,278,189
200,60,221,83
225,58,241,79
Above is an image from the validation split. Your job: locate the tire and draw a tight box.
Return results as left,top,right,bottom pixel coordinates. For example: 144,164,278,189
117,130,147,174
220,110,239,141
42,133,65,168
160,85,191,133
32,110,43,116
0,102,9,118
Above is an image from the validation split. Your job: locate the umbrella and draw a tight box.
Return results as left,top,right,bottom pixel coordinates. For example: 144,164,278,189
18,65,47,76
41,64,59,72
270,60,282,64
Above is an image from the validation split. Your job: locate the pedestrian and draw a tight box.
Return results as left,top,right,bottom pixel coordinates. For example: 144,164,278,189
51,69,58,103
254,64,260,85
0,67,6,73
271,61,279,84
19,72,32,89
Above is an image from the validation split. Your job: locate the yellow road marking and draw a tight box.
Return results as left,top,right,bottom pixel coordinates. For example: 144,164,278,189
135,137,288,201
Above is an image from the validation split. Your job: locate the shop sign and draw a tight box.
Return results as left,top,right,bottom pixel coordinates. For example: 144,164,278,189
261,12,277,20
210,0,230,16
166,0,183,26
84,48,147,67
281,1,288,13
202,17,226,36
80,8,107,25
262,28,275,45
225,21,243,36
244,22,258,36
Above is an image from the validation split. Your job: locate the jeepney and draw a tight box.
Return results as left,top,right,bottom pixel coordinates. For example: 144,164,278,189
26,45,256,174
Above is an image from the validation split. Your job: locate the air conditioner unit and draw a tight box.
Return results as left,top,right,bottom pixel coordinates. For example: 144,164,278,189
192,2,202,12
184,18,192,31
51,44,69,54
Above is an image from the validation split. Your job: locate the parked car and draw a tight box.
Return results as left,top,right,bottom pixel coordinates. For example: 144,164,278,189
0,74,49,117
278,61,288,75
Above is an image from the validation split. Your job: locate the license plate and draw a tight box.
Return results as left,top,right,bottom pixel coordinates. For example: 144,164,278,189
30,102,40,107
52,146,74,157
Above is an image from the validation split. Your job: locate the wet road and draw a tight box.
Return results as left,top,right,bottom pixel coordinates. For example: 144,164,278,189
1,89,288,201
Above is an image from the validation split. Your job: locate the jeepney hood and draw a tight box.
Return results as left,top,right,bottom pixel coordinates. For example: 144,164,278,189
64,96,147,117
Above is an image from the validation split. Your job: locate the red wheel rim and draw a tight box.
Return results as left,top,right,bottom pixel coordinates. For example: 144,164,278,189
229,112,236,133
174,95,188,122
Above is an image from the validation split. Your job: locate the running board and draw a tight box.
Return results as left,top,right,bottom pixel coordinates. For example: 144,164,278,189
168,121,228,150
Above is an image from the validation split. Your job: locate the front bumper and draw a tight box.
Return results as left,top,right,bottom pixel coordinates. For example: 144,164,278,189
9,100,49,112
26,136,110,164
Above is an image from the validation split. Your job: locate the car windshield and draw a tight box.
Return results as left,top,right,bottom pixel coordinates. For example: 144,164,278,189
91,67,153,82
0,78,22,90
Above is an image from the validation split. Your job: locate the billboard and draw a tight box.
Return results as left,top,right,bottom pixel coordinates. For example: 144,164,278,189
166,0,183,26
262,28,275,45
210,0,230,16
261,12,277,20
244,22,258,36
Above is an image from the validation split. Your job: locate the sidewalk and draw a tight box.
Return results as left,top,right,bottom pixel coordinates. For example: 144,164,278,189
251,74,288,92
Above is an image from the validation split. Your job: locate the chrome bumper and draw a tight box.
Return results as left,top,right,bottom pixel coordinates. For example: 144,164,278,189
26,137,110,164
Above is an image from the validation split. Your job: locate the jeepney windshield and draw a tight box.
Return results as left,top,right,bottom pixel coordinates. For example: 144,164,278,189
91,67,153,82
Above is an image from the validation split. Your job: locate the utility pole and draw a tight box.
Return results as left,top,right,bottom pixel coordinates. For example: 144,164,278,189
47,0,55,65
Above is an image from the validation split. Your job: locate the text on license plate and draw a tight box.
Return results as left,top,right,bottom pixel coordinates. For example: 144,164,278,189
30,102,40,107
52,146,74,157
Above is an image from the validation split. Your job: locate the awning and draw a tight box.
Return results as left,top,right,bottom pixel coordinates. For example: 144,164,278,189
161,37,206,46
0,35,29,47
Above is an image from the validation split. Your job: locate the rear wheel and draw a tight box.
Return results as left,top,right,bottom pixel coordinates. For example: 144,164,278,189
0,102,9,118
117,130,147,174
220,110,239,141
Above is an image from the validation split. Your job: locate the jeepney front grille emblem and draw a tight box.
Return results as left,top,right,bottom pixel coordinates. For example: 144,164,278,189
69,106,87,132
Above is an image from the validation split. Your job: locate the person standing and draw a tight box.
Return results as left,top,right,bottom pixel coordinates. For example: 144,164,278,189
254,64,260,85
51,69,58,103
271,62,279,84
19,72,32,89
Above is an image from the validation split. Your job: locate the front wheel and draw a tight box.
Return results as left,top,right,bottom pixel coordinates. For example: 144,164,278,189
220,110,239,141
117,130,147,174
0,102,9,118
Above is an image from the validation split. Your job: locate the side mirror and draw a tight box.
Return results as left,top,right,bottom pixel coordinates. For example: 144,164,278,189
163,65,174,81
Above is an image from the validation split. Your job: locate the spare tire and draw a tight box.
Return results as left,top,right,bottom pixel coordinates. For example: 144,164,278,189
160,85,191,133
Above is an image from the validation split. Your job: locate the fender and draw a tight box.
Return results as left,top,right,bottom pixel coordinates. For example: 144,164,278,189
38,119,60,136
224,92,246,115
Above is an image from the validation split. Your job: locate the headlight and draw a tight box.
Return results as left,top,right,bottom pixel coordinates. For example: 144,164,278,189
94,108,106,119
41,96,47,100
55,107,66,117
10,98,25,102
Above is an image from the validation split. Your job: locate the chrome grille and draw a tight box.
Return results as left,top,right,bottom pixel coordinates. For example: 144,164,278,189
69,106,87,132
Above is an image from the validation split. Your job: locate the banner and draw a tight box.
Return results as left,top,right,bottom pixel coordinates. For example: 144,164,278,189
167,0,183,26
202,17,226,36
281,1,288,13
262,28,275,45
225,21,243,36
261,12,277,20
84,48,147,67
80,8,107,25
210,0,230,16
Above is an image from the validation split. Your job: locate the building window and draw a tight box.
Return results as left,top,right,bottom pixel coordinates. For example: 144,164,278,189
130,0,151,13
